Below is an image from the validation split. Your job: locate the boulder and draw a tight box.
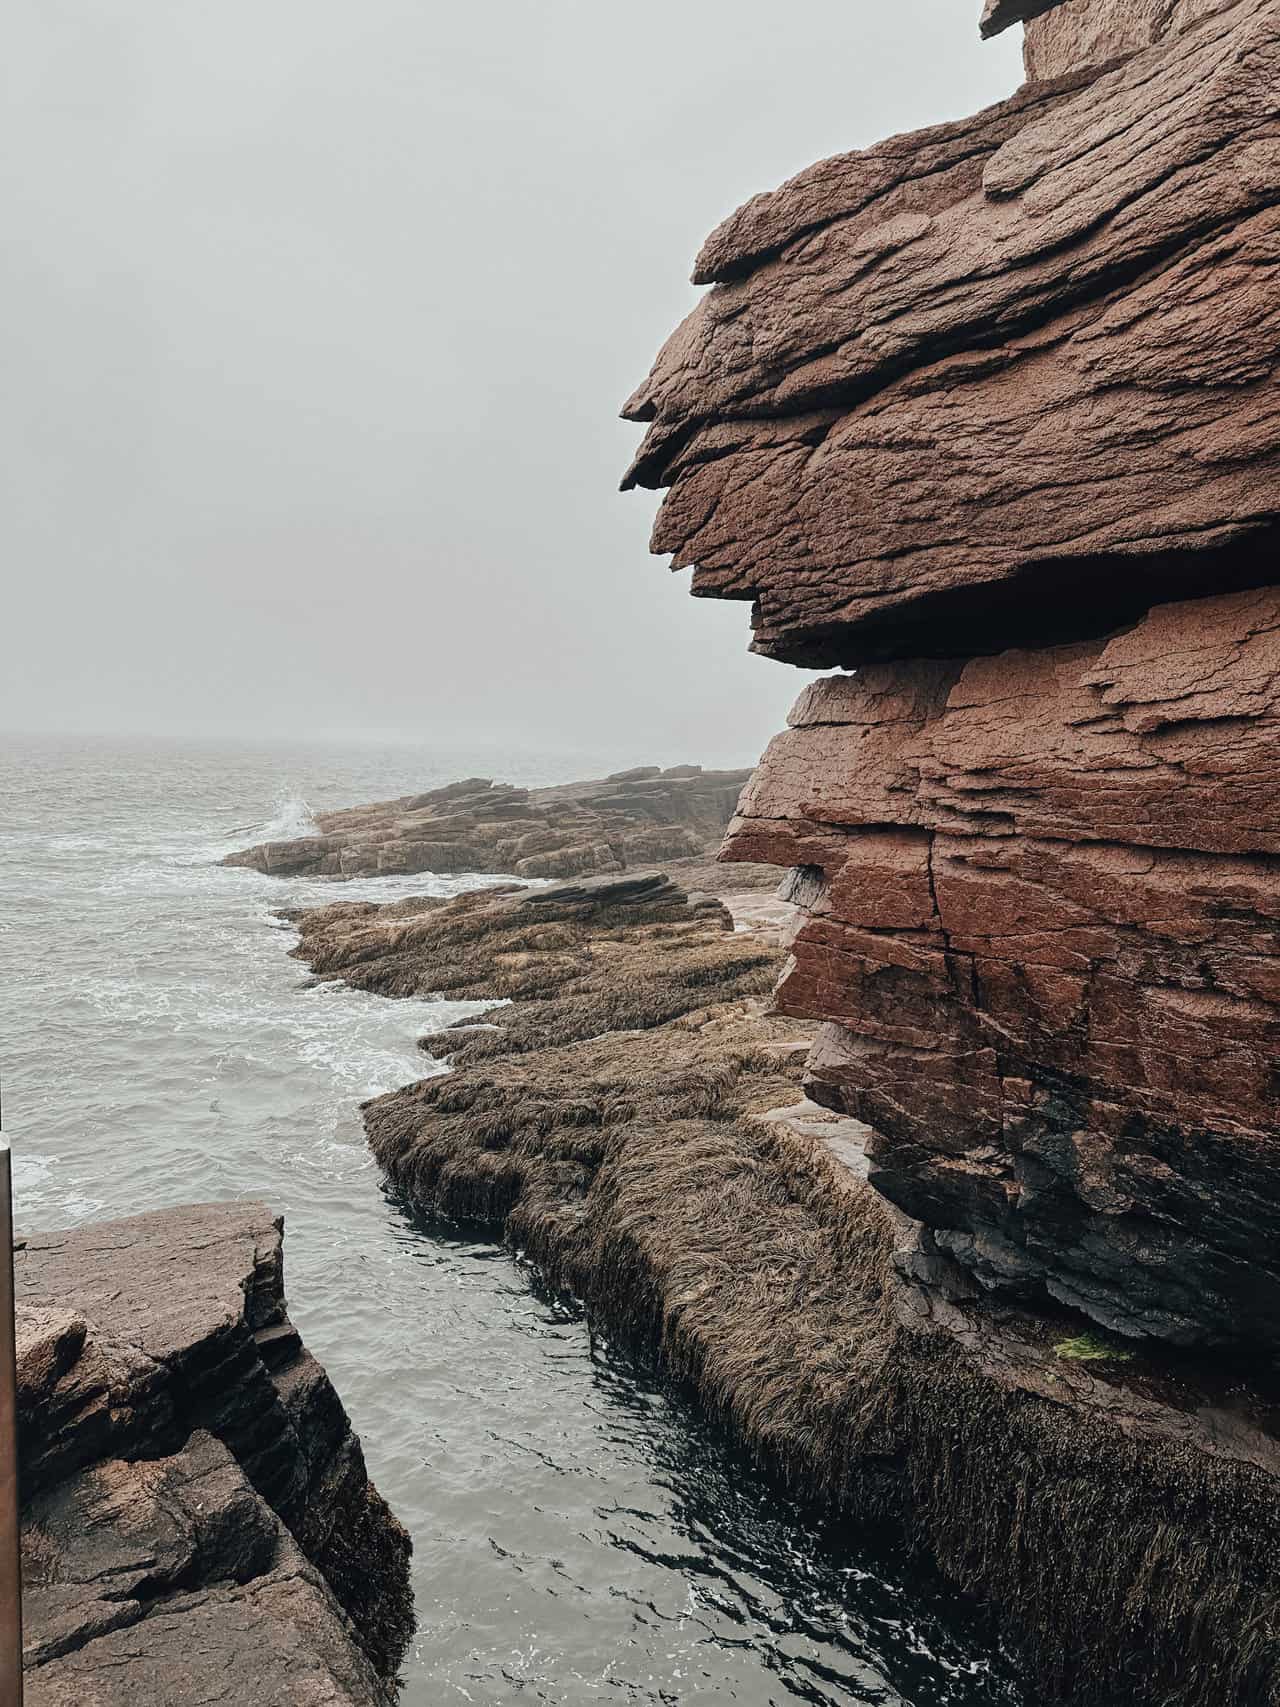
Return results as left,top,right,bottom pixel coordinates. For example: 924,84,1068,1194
17,1202,413,1704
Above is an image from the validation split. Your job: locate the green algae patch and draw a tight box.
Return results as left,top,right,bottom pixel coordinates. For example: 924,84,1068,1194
1053,1331,1135,1364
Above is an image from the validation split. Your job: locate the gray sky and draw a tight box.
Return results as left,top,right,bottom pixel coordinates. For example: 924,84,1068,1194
3,2,1022,763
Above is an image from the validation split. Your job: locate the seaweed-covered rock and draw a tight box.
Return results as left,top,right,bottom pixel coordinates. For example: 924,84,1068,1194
290,870,781,1059
297,855,1280,1707
18,1203,413,1705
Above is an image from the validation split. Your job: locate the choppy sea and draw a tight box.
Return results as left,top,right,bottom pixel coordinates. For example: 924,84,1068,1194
1,731,1024,1706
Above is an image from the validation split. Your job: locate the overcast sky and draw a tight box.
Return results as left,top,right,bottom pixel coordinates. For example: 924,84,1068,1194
3,3,1022,763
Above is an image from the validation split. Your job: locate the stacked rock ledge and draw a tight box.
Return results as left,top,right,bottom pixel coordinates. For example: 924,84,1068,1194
625,0,1280,1353
622,0,1280,669
18,1201,413,1706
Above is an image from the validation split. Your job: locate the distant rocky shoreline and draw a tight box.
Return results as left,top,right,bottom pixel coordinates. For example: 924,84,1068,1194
223,765,754,882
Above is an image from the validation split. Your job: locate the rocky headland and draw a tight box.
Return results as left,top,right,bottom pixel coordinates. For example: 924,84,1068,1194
622,0,1280,1354
223,766,753,881
212,1,1280,1698
18,1202,413,1706
603,0,1280,1699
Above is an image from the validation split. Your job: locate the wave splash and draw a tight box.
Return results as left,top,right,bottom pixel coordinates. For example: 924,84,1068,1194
262,791,317,842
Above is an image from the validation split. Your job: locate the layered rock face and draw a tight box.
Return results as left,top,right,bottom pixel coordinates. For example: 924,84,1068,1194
725,589,1280,1345
626,0,1280,1348
623,0,1279,669
18,1203,413,1705
224,766,751,881
994,0,1238,79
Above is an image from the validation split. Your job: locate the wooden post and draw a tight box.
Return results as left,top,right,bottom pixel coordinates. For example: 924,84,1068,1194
0,1137,22,1706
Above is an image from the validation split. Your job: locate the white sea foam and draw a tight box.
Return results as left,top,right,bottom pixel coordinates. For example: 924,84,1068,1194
262,791,318,842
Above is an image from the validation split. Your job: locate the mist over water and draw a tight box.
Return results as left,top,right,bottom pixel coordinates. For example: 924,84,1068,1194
2,731,1025,1706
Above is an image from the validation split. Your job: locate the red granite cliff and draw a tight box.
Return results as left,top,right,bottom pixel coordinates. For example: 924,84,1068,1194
625,0,1280,1351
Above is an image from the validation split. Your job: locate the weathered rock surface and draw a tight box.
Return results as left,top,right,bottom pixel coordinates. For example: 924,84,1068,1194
223,766,752,881
18,1203,413,1705
290,870,782,1058
1007,0,1236,80
293,857,1280,1707
622,0,1280,667
721,587,1280,1347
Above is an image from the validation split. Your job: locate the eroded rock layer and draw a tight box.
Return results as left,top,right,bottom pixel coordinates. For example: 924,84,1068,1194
18,1203,413,1706
224,766,751,881
721,589,1280,1345
622,0,1280,668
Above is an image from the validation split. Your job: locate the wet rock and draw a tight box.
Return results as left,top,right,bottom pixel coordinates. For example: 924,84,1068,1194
18,1203,413,1704
223,766,751,881
289,871,779,1059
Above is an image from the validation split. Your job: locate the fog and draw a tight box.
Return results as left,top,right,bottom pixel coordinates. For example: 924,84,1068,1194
3,2,1021,763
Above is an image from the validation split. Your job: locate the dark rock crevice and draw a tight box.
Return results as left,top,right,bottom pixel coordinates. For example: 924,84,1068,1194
743,521,1280,670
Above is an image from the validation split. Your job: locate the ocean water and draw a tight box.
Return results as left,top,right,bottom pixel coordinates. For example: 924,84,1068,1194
1,731,1024,1706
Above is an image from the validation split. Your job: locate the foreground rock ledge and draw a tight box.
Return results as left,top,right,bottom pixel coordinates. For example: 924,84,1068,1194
291,871,1280,1707
18,1202,413,1706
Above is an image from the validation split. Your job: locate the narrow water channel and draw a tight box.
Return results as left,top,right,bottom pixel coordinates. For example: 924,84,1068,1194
1,732,1025,1706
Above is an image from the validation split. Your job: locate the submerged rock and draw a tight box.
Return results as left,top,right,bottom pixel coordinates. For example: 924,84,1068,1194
223,766,752,881
17,1202,413,1705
